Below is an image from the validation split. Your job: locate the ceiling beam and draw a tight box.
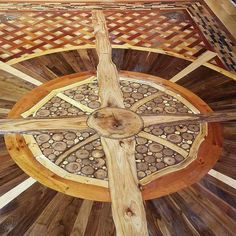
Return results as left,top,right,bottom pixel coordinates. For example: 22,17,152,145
170,51,217,83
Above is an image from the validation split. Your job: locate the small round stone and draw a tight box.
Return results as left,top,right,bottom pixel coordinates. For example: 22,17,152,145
144,155,156,163
136,137,148,145
67,155,76,162
163,157,176,165
75,149,90,159
52,133,64,141
81,166,94,175
175,154,184,162
188,124,200,132
167,134,182,143
94,169,107,179
136,145,148,154
149,143,163,153
52,142,67,151
65,132,76,140
164,107,177,114
137,162,148,171
37,109,50,117
152,128,163,136
163,148,174,156
137,171,146,178
36,134,50,143
182,132,194,140
65,162,81,173
156,162,165,169
88,101,100,109
164,126,175,134
92,150,105,158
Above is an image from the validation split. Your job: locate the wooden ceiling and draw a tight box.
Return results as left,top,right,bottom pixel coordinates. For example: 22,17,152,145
0,1,235,235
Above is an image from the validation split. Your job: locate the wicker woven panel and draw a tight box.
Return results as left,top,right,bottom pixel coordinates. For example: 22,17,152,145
0,1,235,71
0,11,94,61
0,9,208,62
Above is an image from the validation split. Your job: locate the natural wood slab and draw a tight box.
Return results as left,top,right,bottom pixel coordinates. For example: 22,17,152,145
93,10,148,236
142,112,236,127
0,116,88,134
92,10,124,108
88,107,143,139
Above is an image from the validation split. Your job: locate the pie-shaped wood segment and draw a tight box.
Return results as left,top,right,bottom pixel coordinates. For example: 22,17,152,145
5,71,222,201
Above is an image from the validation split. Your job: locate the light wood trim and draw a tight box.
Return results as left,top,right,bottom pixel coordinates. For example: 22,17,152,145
21,91,57,118
0,108,10,114
170,51,217,83
71,200,94,236
0,177,36,209
57,93,94,113
139,131,188,158
130,91,163,111
0,61,42,86
208,169,236,189
142,111,236,127
0,116,88,134
93,10,148,235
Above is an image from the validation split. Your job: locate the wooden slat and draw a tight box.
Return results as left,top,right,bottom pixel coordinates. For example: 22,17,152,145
0,61,42,86
170,51,217,83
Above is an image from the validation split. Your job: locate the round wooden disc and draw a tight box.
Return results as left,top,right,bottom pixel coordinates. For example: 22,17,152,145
87,107,144,139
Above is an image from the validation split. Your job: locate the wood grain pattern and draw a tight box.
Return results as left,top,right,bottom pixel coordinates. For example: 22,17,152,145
92,10,148,236
0,117,88,134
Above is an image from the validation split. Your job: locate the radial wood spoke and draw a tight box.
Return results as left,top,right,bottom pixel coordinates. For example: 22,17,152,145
142,111,236,127
92,10,148,236
101,137,148,235
0,116,88,134
92,10,124,108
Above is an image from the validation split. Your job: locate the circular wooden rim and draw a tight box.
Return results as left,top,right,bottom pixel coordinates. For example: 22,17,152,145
5,70,223,201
